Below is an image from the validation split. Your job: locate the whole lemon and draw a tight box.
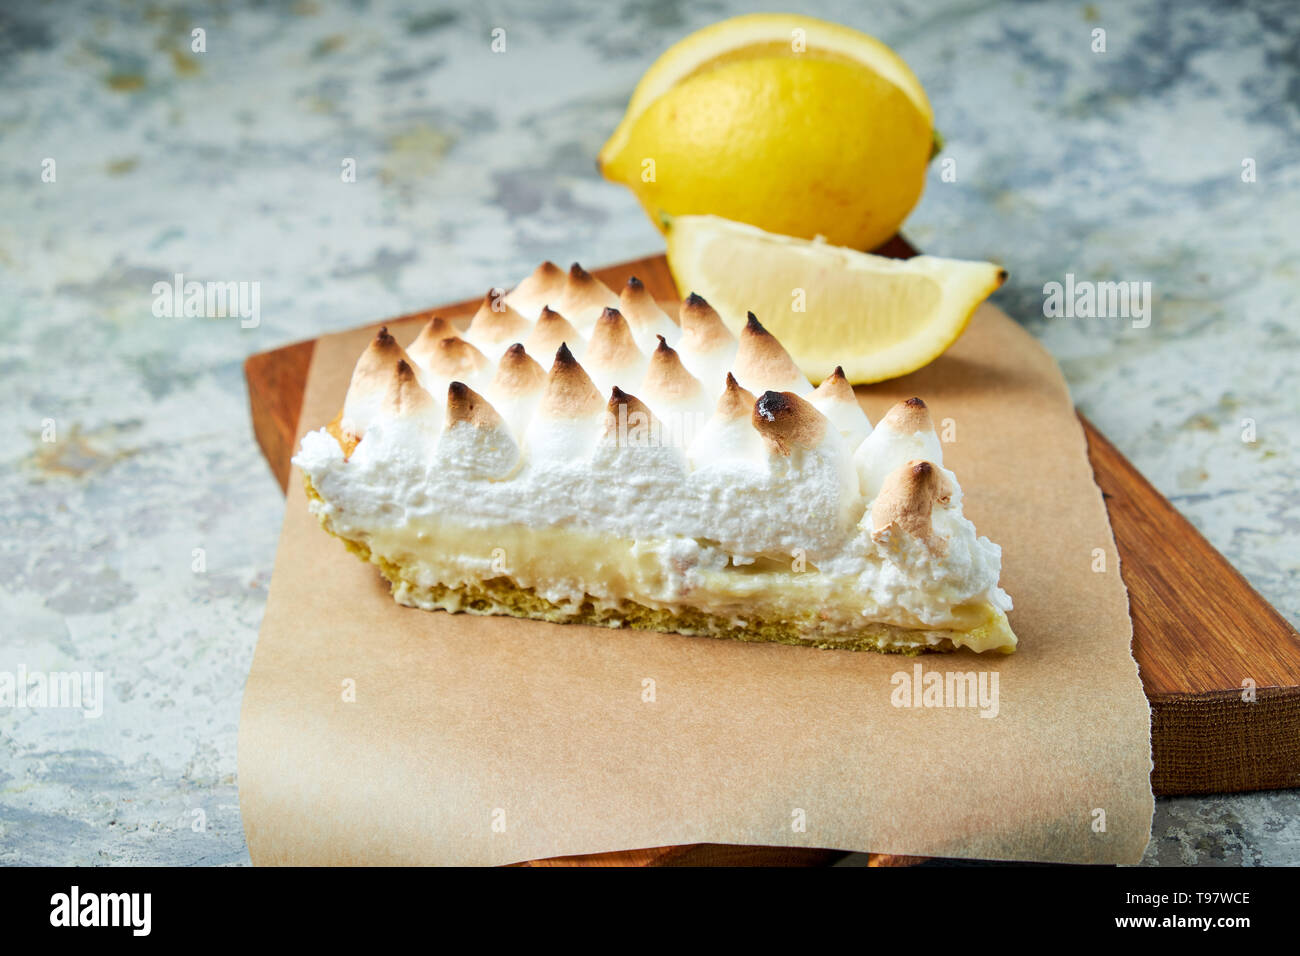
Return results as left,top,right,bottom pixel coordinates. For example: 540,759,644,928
599,14,936,251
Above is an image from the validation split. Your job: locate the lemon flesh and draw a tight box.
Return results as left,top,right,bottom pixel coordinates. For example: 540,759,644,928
665,215,1007,385
599,14,935,251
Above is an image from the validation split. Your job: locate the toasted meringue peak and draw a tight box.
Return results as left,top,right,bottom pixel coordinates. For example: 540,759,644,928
422,334,491,383
813,367,854,403
445,381,507,430
341,327,414,436
364,326,406,367
620,276,680,350
870,460,955,552
381,358,436,418
586,308,642,366
602,386,663,448
466,291,531,353
484,344,548,441
716,372,757,420
557,262,619,329
733,312,812,396
621,275,650,305
527,306,584,360
490,343,547,397
810,366,872,445
688,373,765,467
539,343,604,418
853,397,944,499
676,293,739,396
606,385,654,418
406,316,457,366
751,390,828,456
880,397,933,435
642,336,707,407
438,382,520,478
503,260,565,320
584,307,648,396
679,294,733,348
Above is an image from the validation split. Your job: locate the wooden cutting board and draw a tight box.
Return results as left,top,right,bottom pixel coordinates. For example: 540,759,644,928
243,245,1300,866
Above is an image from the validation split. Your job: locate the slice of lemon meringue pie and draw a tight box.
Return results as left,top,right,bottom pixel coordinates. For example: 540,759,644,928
293,263,1017,654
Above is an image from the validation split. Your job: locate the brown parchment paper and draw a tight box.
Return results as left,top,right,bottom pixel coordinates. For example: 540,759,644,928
238,303,1154,865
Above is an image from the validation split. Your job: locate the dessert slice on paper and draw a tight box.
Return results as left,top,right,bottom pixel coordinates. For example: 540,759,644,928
293,264,1016,654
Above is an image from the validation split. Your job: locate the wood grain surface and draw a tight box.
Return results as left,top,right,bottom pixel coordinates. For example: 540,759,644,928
243,247,1300,865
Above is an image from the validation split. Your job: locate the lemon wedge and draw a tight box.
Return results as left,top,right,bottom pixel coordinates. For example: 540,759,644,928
599,14,936,251
665,215,1007,384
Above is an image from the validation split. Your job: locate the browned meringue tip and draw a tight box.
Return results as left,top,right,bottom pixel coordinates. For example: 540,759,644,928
870,459,955,551
540,343,603,417
369,325,403,358
559,262,617,315
607,384,644,408
381,358,434,416
812,366,856,403
679,293,733,349
603,386,661,444
735,311,805,386
564,263,599,296
750,390,827,455
491,342,547,394
526,306,581,357
350,325,411,384
605,386,656,421
410,315,454,342
596,305,629,330
880,396,933,434
621,276,659,302
620,280,650,315
643,335,704,402
681,292,712,317
525,260,565,285
445,380,507,430
585,307,641,365
468,290,530,341
509,260,564,294
341,332,410,439
406,316,458,364
425,335,490,379
552,341,581,369
618,274,674,315
716,372,757,419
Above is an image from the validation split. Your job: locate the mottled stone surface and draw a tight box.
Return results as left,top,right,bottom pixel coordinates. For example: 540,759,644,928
0,0,1295,866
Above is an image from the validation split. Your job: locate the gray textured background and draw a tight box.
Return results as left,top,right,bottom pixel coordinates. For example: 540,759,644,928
1,0,1296,865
